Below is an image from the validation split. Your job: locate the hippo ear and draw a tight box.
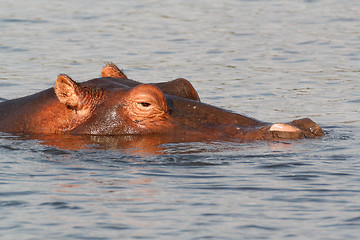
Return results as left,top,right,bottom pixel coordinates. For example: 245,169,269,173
101,62,127,78
155,78,200,102
54,74,88,110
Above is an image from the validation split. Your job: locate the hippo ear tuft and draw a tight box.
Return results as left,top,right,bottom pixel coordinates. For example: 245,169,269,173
55,74,84,110
101,62,127,78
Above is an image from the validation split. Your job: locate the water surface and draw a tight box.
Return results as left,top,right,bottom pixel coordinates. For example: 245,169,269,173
0,0,359,239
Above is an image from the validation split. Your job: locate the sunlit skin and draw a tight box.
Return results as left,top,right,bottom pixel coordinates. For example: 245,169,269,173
0,63,323,142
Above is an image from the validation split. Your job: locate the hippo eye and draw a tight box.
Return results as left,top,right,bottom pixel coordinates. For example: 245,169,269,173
135,101,153,111
140,102,151,107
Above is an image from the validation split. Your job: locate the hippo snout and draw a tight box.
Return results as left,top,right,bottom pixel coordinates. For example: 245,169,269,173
267,119,324,140
291,118,324,138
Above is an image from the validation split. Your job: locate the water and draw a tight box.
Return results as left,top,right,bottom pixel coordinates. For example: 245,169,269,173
0,0,360,239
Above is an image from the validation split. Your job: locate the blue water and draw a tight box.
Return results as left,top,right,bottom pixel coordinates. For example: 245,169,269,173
1,0,360,239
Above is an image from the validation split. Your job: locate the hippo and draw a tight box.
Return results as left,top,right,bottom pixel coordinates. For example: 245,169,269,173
0,63,323,142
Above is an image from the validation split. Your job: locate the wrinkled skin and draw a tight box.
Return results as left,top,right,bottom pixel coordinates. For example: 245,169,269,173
0,63,323,142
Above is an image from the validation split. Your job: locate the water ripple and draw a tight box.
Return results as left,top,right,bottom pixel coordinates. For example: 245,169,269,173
0,200,27,207
0,191,37,197
40,202,82,210
237,224,279,231
1,18,48,24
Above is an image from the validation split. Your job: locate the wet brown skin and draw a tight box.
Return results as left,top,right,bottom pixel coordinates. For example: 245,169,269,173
100,62,200,102
0,63,323,141
0,63,199,133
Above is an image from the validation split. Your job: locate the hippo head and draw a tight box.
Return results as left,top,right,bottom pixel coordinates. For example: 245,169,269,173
54,75,174,135
54,74,323,141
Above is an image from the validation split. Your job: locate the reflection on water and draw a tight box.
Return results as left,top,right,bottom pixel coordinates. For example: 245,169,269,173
15,133,306,156
23,134,170,155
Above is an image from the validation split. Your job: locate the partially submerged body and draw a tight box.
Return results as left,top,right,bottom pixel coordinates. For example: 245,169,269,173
0,63,323,142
